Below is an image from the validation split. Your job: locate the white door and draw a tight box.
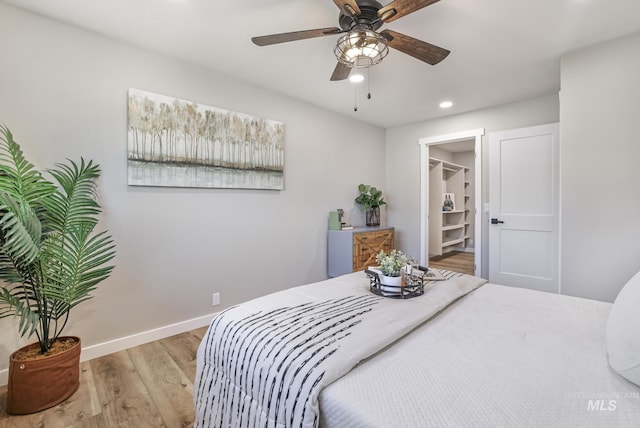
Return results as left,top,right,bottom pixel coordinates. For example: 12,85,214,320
489,123,559,293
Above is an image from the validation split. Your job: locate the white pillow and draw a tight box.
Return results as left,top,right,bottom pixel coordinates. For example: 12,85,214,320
606,270,640,386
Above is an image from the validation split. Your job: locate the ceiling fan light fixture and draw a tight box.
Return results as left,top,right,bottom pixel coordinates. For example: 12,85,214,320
349,73,365,83
334,29,389,68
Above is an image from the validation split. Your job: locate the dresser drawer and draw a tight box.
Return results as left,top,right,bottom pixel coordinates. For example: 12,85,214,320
352,229,394,272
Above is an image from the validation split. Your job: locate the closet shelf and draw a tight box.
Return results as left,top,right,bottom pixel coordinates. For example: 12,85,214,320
442,224,464,231
442,238,465,248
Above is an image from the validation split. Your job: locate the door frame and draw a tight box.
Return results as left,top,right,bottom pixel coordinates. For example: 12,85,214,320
418,128,485,277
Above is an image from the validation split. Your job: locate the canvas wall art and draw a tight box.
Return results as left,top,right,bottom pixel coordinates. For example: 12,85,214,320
127,88,284,190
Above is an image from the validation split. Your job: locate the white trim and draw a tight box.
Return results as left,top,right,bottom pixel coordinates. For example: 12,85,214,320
0,312,217,386
418,129,485,146
419,140,430,265
474,134,483,277
418,128,485,277
557,123,562,295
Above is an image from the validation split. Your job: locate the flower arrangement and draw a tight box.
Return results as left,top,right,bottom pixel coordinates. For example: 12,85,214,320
376,249,408,277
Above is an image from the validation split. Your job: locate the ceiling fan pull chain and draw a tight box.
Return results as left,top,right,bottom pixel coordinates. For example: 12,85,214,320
367,67,372,100
354,85,358,111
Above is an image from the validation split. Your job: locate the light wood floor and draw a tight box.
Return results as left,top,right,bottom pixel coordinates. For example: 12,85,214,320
429,251,475,275
0,326,208,428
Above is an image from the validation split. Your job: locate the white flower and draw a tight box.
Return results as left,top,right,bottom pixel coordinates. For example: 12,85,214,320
376,249,408,277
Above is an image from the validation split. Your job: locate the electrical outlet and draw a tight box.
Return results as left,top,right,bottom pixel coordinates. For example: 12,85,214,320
212,292,220,306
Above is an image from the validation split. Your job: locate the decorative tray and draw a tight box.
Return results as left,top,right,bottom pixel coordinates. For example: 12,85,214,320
365,266,432,299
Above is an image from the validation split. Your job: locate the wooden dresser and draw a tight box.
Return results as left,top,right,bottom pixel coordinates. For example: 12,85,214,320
327,227,394,277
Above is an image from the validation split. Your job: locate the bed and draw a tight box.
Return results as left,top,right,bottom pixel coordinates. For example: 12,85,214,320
194,270,640,427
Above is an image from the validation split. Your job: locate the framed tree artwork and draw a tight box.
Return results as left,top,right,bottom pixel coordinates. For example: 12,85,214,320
127,88,284,190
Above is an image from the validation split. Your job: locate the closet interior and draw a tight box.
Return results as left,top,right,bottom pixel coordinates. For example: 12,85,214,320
428,141,475,275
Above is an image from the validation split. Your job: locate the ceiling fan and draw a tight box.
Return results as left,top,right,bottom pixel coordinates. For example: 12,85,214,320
251,0,450,81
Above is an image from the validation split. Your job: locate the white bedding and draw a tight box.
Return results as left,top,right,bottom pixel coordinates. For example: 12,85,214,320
194,270,486,428
319,283,640,427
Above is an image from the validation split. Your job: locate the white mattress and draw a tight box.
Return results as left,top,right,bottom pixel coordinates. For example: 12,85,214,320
319,284,640,427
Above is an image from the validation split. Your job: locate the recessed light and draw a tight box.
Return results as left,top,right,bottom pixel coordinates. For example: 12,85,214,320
349,74,364,83
439,101,453,108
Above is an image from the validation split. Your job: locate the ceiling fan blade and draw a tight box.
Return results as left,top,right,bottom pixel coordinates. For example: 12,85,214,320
332,0,361,17
330,62,352,81
381,29,450,65
378,0,440,23
252,27,343,46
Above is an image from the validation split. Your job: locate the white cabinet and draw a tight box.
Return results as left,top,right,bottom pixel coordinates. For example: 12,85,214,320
428,158,470,256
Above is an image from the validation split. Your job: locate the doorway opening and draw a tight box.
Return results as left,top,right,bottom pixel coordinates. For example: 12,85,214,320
418,129,484,277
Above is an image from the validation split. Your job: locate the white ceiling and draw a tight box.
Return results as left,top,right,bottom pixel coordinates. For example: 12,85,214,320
6,0,640,128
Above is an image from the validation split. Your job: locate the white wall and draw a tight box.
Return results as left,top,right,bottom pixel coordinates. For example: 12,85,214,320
385,94,559,277
0,3,385,376
560,31,640,302
428,146,454,163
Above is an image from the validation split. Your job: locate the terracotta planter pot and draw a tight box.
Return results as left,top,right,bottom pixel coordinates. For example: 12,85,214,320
6,336,81,415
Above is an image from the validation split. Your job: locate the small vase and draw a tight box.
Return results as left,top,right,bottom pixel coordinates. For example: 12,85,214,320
366,206,380,227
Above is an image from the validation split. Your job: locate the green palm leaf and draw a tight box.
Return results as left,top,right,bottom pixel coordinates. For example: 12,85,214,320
0,125,56,204
0,287,40,337
0,193,42,264
0,250,23,283
44,159,101,234
41,227,115,304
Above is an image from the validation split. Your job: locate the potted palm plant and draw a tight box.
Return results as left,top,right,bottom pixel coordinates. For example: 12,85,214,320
0,125,116,414
354,183,386,226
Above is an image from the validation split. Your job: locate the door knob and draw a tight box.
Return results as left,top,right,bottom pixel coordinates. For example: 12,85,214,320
491,218,504,224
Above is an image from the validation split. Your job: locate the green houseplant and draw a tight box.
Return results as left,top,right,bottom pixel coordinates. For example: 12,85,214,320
375,249,408,289
0,125,115,414
376,249,408,278
354,183,386,226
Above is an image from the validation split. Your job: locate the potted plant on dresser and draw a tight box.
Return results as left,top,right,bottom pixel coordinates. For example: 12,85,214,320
0,125,116,414
354,183,386,227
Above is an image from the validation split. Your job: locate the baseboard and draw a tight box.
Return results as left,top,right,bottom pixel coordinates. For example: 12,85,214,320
448,246,475,254
0,312,217,386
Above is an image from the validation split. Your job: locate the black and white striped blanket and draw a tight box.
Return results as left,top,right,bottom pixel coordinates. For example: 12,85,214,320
194,270,486,428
